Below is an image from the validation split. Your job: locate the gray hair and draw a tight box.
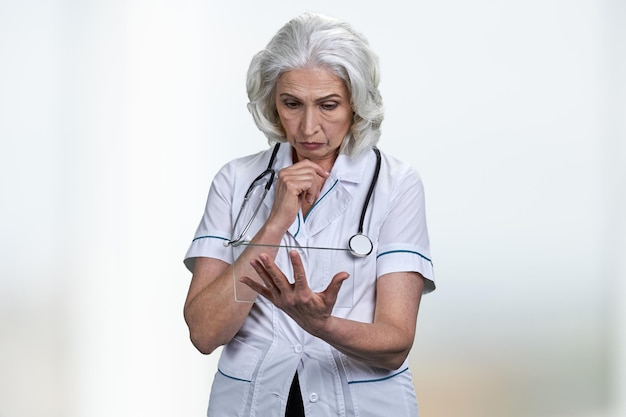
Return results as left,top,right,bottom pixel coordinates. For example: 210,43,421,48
246,12,384,157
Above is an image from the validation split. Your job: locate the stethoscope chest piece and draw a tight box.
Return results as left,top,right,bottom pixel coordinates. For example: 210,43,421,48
348,233,373,258
347,146,380,258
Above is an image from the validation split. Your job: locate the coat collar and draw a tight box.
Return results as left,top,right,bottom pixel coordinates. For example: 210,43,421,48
264,143,375,239
271,142,371,185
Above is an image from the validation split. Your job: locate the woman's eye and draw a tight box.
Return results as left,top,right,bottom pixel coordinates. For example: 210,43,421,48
284,101,300,109
321,102,338,111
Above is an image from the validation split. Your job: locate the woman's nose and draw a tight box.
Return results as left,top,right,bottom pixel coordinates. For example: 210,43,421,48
301,107,320,136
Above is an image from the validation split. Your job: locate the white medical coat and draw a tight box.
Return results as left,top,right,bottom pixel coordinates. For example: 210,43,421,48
185,143,435,417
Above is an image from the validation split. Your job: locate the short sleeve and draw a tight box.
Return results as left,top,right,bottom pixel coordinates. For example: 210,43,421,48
183,164,236,273
376,163,435,293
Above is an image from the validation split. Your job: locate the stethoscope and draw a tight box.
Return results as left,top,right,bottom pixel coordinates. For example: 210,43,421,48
225,143,381,257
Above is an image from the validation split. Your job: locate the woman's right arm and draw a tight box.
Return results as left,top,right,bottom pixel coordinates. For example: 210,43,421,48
183,223,284,354
183,257,244,354
183,159,329,354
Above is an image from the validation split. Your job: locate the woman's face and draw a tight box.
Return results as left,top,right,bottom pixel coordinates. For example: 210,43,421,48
275,67,353,169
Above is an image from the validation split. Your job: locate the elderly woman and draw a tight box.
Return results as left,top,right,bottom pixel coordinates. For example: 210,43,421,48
183,12,435,417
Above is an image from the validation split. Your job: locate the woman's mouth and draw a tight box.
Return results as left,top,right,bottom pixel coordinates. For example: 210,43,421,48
299,142,324,150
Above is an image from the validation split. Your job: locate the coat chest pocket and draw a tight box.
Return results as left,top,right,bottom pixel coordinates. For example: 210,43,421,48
307,246,362,308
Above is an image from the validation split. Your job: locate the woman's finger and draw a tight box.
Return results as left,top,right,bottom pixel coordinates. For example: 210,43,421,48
277,161,329,203
257,254,291,292
288,250,311,292
249,258,279,293
240,275,272,299
323,272,350,302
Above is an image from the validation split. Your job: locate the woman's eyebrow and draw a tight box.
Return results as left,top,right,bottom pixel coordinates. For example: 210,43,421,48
278,93,344,101
316,94,343,102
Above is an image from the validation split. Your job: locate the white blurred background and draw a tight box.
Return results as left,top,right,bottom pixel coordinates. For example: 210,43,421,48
0,1,624,416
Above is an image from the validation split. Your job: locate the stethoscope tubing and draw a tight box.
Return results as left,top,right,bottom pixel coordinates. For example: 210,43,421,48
226,143,381,257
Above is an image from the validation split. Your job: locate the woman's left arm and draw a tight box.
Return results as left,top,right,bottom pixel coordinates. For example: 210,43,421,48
322,270,424,370
241,251,424,370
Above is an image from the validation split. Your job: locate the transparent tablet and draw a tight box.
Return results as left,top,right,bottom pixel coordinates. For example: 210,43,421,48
227,182,359,308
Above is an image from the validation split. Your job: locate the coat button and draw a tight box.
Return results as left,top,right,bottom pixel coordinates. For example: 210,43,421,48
309,393,319,403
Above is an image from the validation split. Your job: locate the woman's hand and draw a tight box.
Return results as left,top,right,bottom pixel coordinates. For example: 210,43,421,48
240,250,349,334
241,250,424,370
265,160,329,232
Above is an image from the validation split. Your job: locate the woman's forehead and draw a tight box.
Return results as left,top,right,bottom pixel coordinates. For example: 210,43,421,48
276,68,349,99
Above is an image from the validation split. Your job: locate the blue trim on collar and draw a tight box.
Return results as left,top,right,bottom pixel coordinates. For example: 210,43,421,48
303,179,339,222
293,213,301,238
